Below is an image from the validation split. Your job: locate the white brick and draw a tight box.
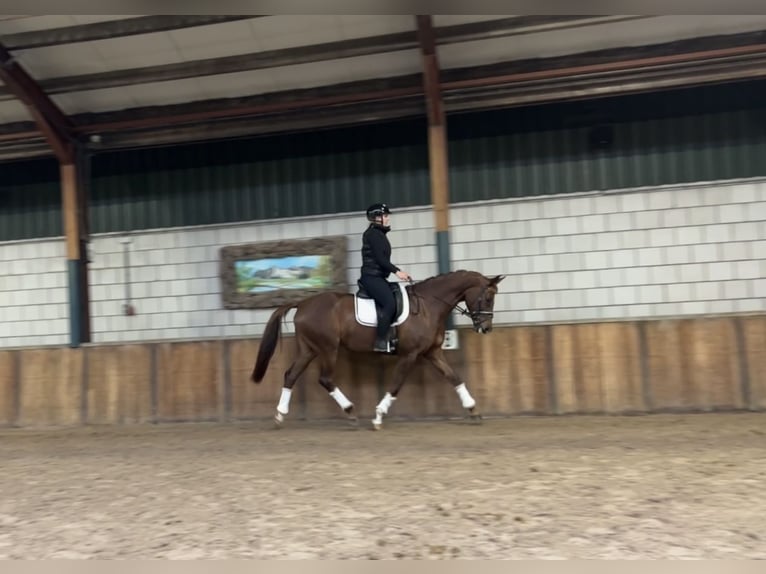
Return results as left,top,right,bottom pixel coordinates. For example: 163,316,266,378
453,225,478,243
637,247,664,267
610,249,637,268
611,286,638,305
528,218,553,237
517,238,542,256
692,243,719,263
736,299,766,313
707,186,738,206
704,224,732,243
607,212,633,232
675,226,704,246
667,283,692,302
706,299,736,314
531,254,556,273
619,193,647,212
555,253,583,271
543,199,569,218
736,260,761,279
557,289,585,308
568,196,593,216
751,278,766,297
543,236,569,254
652,302,683,317
158,266,176,281
580,214,606,233
601,306,627,320
648,265,679,284
515,201,540,220
623,266,651,286
620,230,649,249
662,245,691,265
625,304,652,318
705,261,737,281
508,288,538,309
636,284,663,304
487,203,514,223
680,263,707,283
717,203,747,223
687,206,719,226
731,183,759,203
598,268,624,286
584,251,608,269
631,210,661,229
532,291,557,309
574,234,596,252
518,273,545,292
649,228,675,247
679,301,707,315
544,273,572,290
648,191,673,210
521,309,547,323
479,223,506,241
505,256,531,275
723,280,750,300
695,282,721,300
743,202,766,222
593,194,620,214
508,221,532,239
733,222,762,242
571,270,597,289
554,217,580,235
585,287,611,307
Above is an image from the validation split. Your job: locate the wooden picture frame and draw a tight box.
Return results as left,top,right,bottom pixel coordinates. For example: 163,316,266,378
220,235,348,309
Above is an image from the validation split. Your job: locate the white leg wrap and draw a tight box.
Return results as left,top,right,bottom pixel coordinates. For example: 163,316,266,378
330,387,353,410
375,392,396,416
455,383,476,409
277,387,292,415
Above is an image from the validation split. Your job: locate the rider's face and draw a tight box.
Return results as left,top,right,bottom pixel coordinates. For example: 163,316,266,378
381,214,391,226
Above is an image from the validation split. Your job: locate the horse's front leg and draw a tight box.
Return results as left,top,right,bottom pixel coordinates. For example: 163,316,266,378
424,346,482,422
372,352,419,430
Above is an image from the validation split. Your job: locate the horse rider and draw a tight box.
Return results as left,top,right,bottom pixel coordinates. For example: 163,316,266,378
358,203,412,352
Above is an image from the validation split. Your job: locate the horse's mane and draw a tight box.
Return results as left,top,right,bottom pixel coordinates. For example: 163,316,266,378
408,269,479,292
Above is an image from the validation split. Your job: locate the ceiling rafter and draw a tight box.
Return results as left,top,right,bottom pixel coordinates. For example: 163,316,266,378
1,15,258,50
0,42,75,162
0,15,649,100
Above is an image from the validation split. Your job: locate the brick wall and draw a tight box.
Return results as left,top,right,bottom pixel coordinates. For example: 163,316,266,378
0,178,764,348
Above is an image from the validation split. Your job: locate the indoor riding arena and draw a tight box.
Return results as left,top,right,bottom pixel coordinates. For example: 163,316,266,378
1,14,765,560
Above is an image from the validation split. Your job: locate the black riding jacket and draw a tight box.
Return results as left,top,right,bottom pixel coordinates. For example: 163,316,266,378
360,223,400,278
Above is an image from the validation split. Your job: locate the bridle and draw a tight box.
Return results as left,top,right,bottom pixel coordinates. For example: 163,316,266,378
408,279,494,327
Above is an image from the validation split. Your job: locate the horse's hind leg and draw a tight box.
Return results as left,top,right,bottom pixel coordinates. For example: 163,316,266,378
372,351,419,430
317,353,358,427
274,347,315,427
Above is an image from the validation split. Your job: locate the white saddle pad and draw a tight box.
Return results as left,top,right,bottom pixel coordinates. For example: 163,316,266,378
354,283,410,327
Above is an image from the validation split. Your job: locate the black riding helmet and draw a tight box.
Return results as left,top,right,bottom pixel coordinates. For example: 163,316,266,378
366,203,391,222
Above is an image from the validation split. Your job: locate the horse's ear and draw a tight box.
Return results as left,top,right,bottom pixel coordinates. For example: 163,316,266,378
489,274,505,286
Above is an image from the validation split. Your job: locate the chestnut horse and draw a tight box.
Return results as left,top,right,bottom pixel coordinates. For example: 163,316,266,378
251,269,504,430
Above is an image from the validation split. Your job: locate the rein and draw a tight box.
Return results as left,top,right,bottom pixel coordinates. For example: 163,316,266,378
405,278,493,322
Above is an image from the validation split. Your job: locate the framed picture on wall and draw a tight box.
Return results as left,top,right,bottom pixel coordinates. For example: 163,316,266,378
220,235,348,309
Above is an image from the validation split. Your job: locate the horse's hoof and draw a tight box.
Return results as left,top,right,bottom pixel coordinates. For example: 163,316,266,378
274,413,285,429
371,420,383,431
468,409,483,423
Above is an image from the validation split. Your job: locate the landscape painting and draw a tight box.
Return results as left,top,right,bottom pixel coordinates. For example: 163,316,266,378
220,236,348,309
235,255,333,293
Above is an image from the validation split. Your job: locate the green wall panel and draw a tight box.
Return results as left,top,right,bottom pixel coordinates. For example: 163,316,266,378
1,79,765,241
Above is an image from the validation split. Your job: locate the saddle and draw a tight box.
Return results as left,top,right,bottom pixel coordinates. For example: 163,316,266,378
354,281,411,353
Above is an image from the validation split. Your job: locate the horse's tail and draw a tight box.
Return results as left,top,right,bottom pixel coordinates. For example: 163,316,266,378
251,303,296,383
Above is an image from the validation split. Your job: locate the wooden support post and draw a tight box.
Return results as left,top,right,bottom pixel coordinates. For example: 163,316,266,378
60,157,91,346
416,15,456,337
0,41,90,347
